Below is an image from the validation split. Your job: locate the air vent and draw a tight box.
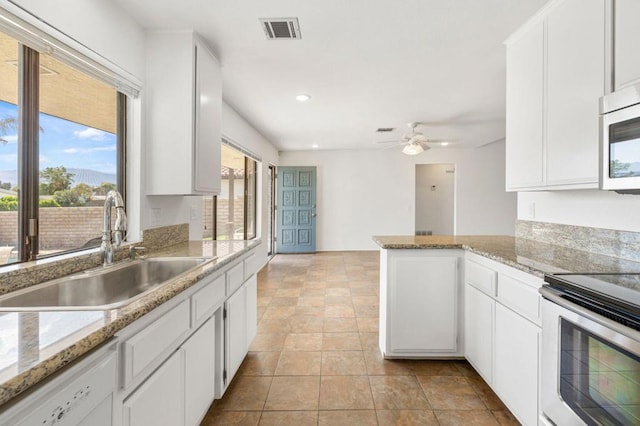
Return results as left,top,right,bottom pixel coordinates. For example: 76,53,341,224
260,18,301,40
376,127,395,133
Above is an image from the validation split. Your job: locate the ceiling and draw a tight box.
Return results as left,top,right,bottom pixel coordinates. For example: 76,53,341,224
112,0,547,151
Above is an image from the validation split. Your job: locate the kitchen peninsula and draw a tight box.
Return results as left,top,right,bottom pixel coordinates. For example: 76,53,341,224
373,233,640,426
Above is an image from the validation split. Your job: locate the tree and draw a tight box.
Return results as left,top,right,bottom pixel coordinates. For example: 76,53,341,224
0,116,17,145
73,183,93,202
94,181,117,196
40,166,74,195
53,189,80,207
0,181,11,190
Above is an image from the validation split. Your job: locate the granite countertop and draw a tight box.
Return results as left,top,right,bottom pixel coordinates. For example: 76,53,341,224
0,239,260,407
373,235,640,277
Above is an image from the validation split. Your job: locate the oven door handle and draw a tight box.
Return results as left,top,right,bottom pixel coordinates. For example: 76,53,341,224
540,286,640,340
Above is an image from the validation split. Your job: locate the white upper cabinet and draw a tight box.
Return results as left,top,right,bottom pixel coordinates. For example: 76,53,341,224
505,22,544,189
546,0,604,186
614,0,640,90
505,0,606,191
145,31,221,195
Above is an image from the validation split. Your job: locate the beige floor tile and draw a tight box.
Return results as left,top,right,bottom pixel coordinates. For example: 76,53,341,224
418,376,486,410
202,411,262,425
408,360,463,376
322,332,362,350
321,351,367,375
492,410,520,425
355,304,380,318
376,409,439,425
302,281,326,289
319,376,374,409
269,297,298,307
369,376,431,410
297,296,325,307
249,334,287,352
261,306,297,319
318,410,378,426
283,333,323,351
295,306,326,317
258,318,292,334
455,360,482,378
300,287,325,296
359,333,380,351
325,287,351,297
352,296,379,306
356,317,379,332
275,351,322,375
214,376,272,411
257,296,272,307
288,316,324,333
258,411,318,425
324,305,356,317
274,288,301,297
240,352,281,376
325,296,353,306
467,376,509,410
364,350,413,376
323,317,358,332
434,409,500,425
264,376,320,411
350,286,379,296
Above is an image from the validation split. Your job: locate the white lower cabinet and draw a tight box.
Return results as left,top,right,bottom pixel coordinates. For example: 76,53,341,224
463,253,542,426
494,303,540,426
463,283,494,384
123,349,184,426
379,249,463,357
184,317,216,426
225,274,258,387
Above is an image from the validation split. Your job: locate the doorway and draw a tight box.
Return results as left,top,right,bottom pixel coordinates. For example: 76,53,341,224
267,164,276,256
276,166,317,253
415,164,455,235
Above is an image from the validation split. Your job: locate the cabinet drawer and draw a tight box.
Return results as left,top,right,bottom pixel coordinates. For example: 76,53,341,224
244,252,261,280
227,261,245,295
192,274,225,326
465,260,497,296
122,300,190,387
497,274,541,324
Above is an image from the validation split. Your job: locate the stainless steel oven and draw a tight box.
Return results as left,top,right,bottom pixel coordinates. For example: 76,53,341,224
600,84,640,192
541,274,640,426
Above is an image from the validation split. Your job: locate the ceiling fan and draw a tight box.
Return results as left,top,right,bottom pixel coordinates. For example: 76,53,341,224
377,122,453,155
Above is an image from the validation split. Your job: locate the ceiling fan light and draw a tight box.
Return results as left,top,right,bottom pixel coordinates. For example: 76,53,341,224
402,143,424,155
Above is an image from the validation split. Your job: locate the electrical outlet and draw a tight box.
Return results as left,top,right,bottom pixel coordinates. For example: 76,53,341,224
150,208,162,226
190,205,198,220
527,202,536,219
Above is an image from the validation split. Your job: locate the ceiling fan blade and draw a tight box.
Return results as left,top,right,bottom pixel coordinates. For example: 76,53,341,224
375,139,403,144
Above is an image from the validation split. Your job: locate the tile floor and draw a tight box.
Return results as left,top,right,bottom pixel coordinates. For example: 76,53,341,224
202,252,519,425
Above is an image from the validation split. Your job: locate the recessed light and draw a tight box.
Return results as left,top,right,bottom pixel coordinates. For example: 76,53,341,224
296,94,311,102
312,144,319,149
440,142,449,146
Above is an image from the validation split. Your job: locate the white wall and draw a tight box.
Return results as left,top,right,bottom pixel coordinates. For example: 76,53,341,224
279,139,516,251
518,190,640,231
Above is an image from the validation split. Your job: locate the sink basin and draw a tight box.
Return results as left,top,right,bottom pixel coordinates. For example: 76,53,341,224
0,257,209,311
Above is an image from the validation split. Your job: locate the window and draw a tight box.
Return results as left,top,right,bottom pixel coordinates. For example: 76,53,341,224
0,29,126,265
203,142,258,240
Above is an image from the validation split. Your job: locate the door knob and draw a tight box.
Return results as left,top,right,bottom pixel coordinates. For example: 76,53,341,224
312,213,317,217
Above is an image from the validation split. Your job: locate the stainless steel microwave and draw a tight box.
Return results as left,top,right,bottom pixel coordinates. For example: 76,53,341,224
600,84,640,193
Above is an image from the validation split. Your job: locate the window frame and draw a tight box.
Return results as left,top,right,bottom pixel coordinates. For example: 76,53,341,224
5,42,127,264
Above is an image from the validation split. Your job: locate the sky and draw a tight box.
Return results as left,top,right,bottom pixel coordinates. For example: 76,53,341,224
0,100,117,176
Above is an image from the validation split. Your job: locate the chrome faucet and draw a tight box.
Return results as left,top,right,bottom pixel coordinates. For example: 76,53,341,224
100,190,127,266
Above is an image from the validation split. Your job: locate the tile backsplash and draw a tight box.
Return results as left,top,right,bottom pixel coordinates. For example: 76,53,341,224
516,220,640,262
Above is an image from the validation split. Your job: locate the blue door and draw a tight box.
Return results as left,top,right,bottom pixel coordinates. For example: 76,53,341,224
276,167,316,253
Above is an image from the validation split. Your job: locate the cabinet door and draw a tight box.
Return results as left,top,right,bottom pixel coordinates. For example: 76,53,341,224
494,303,540,426
123,349,184,426
226,285,247,384
193,39,222,194
464,284,494,385
184,317,216,426
546,0,604,186
615,0,640,89
505,22,544,190
388,256,459,353
245,274,258,348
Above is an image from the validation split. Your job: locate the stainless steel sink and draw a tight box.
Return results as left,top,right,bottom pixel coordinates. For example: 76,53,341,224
0,257,209,311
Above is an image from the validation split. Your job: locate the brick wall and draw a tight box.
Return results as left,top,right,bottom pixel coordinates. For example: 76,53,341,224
0,207,104,250
202,198,244,239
